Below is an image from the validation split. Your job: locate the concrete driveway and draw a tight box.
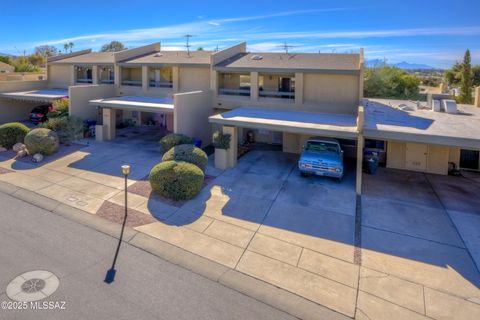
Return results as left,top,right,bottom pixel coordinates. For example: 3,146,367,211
361,168,480,319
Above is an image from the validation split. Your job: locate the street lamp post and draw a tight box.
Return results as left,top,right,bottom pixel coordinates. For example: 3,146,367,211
104,165,131,284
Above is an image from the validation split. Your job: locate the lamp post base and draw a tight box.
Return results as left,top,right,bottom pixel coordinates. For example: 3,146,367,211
104,268,116,284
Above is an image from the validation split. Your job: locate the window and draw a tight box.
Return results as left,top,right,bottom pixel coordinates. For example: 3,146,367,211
149,67,173,88
259,74,295,99
218,73,250,96
76,66,92,84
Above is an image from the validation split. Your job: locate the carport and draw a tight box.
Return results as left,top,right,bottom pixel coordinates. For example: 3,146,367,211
209,106,364,193
363,99,480,175
89,95,174,141
0,88,68,103
0,88,68,123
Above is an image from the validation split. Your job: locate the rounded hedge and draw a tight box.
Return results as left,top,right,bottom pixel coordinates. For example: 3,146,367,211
0,122,30,149
159,133,195,153
149,160,204,201
162,144,208,172
24,128,59,156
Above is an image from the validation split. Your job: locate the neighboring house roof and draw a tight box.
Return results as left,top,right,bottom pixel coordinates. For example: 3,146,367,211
214,52,361,73
49,52,115,65
364,98,480,149
0,61,15,72
120,50,213,66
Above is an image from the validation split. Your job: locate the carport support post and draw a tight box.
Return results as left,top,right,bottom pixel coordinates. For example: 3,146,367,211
92,66,99,85
102,108,116,141
223,125,237,168
356,134,364,195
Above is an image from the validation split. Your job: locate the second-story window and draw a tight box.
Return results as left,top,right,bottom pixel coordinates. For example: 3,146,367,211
149,67,173,88
121,67,142,87
76,66,92,84
99,66,114,84
218,73,250,97
259,74,295,100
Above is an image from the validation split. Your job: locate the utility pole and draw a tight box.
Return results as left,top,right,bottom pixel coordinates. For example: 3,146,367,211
277,42,294,54
184,34,195,55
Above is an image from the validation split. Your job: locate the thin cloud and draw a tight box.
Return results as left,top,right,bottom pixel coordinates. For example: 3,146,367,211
208,8,351,25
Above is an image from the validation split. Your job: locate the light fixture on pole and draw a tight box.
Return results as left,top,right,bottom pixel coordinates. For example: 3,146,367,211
104,164,131,284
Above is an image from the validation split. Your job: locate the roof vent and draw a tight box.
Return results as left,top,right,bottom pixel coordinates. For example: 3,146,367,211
154,53,163,57
251,55,263,60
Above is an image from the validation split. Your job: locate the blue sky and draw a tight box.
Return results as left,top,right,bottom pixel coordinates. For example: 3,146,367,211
1,0,479,68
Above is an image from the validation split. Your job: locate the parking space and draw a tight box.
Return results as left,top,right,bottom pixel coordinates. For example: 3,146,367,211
360,168,480,317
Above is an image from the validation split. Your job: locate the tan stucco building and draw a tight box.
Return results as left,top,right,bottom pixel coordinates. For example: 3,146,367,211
1,41,480,195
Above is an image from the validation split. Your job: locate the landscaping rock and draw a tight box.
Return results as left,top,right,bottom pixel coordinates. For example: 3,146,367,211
12,142,26,152
16,149,27,158
32,153,44,163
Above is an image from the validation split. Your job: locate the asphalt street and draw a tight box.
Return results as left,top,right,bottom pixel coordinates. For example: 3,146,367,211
0,192,295,320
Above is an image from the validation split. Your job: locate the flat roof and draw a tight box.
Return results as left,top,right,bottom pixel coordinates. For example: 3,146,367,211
49,52,115,65
0,88,68,103
214,52,360,73
89,95,174,113
120,50,213,66
209,107,359,139
364,99,480,149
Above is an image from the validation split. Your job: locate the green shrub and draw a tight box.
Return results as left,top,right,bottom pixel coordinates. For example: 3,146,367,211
159,133,194,153
47,98,69,118
162,144,208,172
149,161,204,201
212,131,231,149
24,128,59,155
0,122,30,149
42,116,84,143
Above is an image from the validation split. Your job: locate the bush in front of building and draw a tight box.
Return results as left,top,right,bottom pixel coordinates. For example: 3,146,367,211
0,122,30,149
24,128,59,156
162,144,208,172
149,160,204,201
159,133,195,153
47,98,69,118
42,116,84,143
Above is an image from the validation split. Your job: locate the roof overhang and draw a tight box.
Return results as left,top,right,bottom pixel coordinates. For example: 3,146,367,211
89,95,174,113
363,129,480,150
0,88,68,103
209,107,359,139
118,62,209,68
213,67,360,75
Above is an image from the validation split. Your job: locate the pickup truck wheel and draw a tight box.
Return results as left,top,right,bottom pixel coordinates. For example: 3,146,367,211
300,172,308,177
335,177,342,183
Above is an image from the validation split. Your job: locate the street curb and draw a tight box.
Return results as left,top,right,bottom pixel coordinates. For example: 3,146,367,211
0,180,351,320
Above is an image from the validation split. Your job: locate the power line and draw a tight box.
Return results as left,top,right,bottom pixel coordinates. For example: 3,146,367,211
277,42,295,54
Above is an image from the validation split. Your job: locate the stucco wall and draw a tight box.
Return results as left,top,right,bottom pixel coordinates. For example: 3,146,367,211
69,85,116,121
179,67,211,92
303,73,359,114
174,90,213,145
48,65,73,88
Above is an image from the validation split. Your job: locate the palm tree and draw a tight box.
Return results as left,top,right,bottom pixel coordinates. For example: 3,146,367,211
68,42,74,53
63,43,69,53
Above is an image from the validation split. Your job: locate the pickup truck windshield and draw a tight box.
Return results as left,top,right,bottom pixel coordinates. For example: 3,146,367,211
305,141,340,153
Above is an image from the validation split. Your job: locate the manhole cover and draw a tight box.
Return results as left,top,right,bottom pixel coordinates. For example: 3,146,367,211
6,270,59,302
21,279,46,293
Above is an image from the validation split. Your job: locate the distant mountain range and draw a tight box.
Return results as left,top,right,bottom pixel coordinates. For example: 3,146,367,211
366,59,438,70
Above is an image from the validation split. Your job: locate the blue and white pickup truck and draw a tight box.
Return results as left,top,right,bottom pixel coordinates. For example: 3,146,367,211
298,137,344,181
